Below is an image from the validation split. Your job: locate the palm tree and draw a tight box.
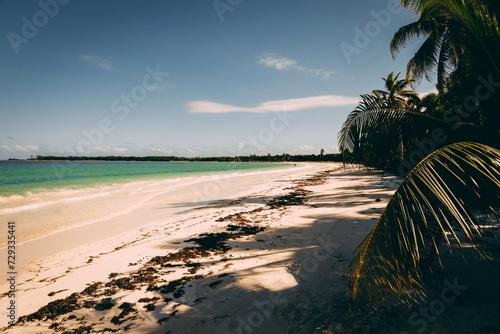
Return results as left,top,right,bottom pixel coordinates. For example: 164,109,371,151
391,0,500,85
340,77,429,170
341,0,500,306
391,0,500,128
373,72,421,161
372,72,420,109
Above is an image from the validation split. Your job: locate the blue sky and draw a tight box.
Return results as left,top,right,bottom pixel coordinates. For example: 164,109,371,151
0,0,436,159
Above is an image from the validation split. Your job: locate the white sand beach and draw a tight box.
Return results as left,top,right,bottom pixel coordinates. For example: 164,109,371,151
1,164,499,334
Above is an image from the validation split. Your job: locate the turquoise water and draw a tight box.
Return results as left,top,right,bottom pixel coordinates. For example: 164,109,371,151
0,160,292,197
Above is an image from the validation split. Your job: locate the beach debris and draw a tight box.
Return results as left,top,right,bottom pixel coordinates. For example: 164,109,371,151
267,187,312,208
17,293,80,322
110,302,137,325
48,289,68,297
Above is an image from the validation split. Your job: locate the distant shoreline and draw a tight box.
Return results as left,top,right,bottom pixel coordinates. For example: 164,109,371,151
5,153,344,163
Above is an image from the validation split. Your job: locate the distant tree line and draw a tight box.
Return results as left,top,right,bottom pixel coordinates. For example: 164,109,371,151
32,152,342,163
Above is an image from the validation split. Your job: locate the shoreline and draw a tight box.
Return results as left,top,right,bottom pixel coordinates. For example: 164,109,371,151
0,161,294,199
0,164,324,290
0,163,303,249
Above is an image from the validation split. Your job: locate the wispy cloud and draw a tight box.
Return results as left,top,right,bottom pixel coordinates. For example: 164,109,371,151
16,145,38,151
298,144,315,153
187,95,359,114
75,146,128,154
79,55,116,71
146,84,163,91
0,145,39,152
259,55,298,71
151,148,174,155
258,53,335,79
418,89,439,97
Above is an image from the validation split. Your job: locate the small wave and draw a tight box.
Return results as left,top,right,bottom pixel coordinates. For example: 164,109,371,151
0,194,27,202
0,192,110,214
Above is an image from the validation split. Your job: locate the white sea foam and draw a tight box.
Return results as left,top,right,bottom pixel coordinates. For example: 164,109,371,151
0,192,111,213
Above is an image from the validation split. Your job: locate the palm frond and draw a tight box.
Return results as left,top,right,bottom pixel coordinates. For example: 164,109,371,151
438,0,500,75
435,31,459,89
391,21,433,57
348,142,500,305
401,0,427,19
405,32,443,83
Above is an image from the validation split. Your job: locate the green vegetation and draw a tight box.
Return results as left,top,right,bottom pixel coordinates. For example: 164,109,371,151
32,153,343,163
339,0,500,305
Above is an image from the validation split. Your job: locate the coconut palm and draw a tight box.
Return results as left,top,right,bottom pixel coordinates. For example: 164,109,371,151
341,0,500,305
340,79,441,170
391,0,500,128
392,0,500,86
372,72,420,109
338,92,485,171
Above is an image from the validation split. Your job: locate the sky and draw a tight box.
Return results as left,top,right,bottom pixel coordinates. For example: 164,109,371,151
0,0,436,159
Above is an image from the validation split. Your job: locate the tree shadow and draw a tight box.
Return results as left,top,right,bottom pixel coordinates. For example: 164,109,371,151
144,171,402,333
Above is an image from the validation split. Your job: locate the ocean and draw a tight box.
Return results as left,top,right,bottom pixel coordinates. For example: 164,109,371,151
0,160,291,197
0,160,294,246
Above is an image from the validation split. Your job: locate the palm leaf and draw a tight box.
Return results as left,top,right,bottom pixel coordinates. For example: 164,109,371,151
390,20,433,57
438,0,500,75
348,142,500,305
435,31,460,89
405,35,441,83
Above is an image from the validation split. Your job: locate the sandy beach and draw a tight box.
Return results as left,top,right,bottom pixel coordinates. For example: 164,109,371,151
1,164,499,334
